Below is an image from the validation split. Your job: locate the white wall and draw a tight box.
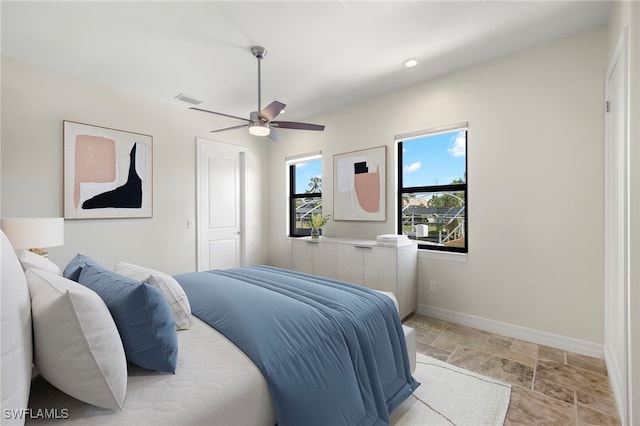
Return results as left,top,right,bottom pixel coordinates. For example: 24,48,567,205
1,24,611,354
269,27,607,345
1,56,271,273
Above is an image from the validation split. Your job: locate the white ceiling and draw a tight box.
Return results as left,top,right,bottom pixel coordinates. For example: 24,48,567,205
1,1,610,122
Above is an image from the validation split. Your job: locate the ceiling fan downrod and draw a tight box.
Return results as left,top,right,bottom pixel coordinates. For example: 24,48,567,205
251,46,267,113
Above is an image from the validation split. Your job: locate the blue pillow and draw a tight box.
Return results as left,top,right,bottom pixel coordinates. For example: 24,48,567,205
63,254,101,281
77,263,178,373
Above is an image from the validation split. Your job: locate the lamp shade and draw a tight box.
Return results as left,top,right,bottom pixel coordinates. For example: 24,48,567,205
0,218,64,250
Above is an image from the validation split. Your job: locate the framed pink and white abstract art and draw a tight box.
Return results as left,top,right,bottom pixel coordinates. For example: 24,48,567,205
333,146,386,221
63,121,153,219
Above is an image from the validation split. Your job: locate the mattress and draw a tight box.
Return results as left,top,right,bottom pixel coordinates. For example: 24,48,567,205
26,316,276,426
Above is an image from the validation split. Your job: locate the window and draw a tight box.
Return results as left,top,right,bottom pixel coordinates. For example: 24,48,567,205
397,124,467,253
288,154,323,237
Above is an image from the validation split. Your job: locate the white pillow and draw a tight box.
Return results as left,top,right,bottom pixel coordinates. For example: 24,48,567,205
18,250,62,275
1,231,32,424
25,269,127,410
115,261,191,330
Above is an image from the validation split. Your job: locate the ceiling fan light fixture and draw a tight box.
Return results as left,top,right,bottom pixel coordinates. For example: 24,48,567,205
249,123,271,136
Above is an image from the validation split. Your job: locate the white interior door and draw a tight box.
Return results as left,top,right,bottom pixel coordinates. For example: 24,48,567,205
604,30,628,425
196,139,246,271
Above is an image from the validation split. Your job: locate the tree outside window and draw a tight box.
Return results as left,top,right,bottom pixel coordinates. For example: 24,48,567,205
289,157,323,237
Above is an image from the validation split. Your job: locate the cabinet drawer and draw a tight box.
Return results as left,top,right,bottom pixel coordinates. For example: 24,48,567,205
291,237,417,318
363,247,397,293
336,245,367,285
291,240,313,273
292,239,337,279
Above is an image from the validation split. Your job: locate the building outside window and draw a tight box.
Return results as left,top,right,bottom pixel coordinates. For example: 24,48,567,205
397,124,468,253
288,155,323,237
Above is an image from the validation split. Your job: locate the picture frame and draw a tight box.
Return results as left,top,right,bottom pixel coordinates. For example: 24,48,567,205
333,146,386,221
63,121,153,219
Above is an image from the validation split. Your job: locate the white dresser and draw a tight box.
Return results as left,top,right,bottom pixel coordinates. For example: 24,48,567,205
291,237,418,318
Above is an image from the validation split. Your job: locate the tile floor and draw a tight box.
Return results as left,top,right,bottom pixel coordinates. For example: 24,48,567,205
403,314,621,425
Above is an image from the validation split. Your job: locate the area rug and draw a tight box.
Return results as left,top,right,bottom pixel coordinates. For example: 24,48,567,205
392,352,512,425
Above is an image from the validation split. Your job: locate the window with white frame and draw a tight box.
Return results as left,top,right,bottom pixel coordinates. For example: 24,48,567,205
288,154,323,237
397,124,468,253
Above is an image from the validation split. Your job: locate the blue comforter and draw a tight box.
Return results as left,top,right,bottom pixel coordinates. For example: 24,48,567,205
175,265,418,426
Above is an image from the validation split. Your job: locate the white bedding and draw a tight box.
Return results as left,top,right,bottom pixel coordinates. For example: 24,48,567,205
1,228,415,426
27,316,277,426
26,301,414,426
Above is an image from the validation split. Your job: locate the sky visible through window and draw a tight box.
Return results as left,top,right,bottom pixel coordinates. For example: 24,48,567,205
294,131,465,195
402,130,466,187
295,159,322,193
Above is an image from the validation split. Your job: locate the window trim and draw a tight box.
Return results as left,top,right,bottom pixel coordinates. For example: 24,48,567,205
396,123,468,253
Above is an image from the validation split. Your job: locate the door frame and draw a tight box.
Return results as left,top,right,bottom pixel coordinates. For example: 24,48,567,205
604,29,629,425
196,138,247,271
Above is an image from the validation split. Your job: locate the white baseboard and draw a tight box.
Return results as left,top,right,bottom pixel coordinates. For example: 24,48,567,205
416,304,604,359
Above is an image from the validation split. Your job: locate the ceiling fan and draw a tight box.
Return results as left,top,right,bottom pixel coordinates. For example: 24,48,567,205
190,46,325,142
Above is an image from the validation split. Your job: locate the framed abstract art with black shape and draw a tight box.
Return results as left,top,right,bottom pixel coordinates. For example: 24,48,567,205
333,146,386,221
63,121,153,219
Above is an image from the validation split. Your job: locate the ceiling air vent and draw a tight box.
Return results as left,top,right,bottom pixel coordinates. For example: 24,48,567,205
174,93,202,105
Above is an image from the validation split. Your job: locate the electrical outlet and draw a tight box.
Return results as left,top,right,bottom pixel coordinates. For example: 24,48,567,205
430,280,437,292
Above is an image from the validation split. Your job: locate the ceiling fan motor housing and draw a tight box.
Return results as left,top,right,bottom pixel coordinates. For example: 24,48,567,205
249,111,271,136
250,111,269,126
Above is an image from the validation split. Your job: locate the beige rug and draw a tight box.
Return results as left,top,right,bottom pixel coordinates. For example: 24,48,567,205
392,353,511,426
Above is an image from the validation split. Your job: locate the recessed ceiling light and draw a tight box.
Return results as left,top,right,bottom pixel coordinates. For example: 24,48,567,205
403,58,419,68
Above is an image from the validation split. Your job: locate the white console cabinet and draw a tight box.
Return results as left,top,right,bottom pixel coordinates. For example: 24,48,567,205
291,237,418,318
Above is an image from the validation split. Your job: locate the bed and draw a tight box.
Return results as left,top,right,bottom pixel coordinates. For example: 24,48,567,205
1,230,417,426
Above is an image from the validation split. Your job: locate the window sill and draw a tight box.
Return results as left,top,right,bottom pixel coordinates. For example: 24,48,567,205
418,249,467,263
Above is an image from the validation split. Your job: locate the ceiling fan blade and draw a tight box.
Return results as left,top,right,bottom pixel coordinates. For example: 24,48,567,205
190,107,251,123
271,121,325,131
268,128,282,143
210,124,249,133
258,101,286,122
